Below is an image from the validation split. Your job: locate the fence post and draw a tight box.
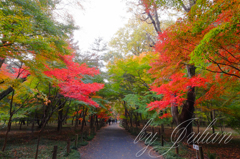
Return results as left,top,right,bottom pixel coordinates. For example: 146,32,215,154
52,146,58,159
161,134,164,146
175,143,179,155
67,139,70,154
199,146,204,159
81,132,83,143
75,134,78,147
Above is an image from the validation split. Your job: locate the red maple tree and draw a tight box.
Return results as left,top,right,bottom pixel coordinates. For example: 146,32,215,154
44,54,104,107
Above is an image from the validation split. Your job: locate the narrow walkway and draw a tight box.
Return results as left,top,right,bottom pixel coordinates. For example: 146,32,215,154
79,123,160,159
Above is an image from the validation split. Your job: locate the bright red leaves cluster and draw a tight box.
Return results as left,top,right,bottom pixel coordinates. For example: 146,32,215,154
147,73,208,111
44,55,104,107
97,112,110,122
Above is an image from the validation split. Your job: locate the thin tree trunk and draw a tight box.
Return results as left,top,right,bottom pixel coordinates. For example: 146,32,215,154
2,90,14,151
161,124,164,133
19,121,22,130
130,112,133,128
35,93,66,159
90,115,93,134
123,101,129,128
210,110,215,133
197,119,200,133
35,117,49,159
57,101,63,132
74,107,79,131
80,107,87,142
96,114,98,128
2,114,13,151
31,110,37,135
80,107,85,132
35,105,61,158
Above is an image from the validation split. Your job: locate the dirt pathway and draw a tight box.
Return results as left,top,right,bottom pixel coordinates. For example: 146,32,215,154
79,123,161,159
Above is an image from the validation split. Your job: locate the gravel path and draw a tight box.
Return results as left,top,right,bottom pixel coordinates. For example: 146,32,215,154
79,123,161,159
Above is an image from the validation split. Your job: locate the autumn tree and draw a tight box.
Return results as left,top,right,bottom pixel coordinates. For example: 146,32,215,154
0,0,77,100
109,17,155,56
141,0,240,141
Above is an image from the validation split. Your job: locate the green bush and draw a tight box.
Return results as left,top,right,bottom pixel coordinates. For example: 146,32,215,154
63,149,80,159
78,141,88,147
0,151,12,158
85,134,95,141
151,141,186,159
207,151,218,159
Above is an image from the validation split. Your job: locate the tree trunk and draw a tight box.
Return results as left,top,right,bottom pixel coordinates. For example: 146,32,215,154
35,106,59,159
19,121,22,130
197,120,200,133
129,112,133,128
178,64,196,143
96,115,98,128
160,111,164,133
90,115,94,134
171,93,179,125
2,90,14,152
2,114,13,151
37,118,40,128
80,107,86,141
210,110,215,133
31,111,37,135
0,58,5,68
31,120,35,134
35,133,41,159
0,87,14,101
123,101,129,128
80,107,85,132
74,110,79,131
152,126,155,134
35,118,49,159
57,103,63,132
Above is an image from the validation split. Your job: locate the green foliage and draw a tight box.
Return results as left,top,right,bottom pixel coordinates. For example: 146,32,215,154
0,0,77,72
63,149,81,158
122,91,167,125
85,134,95,141
151,141,187,159
0,138,80,159
77,140,88,147
109,17,155,56
191,22,232,67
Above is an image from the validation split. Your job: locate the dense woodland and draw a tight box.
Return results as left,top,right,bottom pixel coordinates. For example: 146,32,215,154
0,0,240,158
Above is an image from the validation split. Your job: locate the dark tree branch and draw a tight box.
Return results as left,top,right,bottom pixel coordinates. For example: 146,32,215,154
207,57,240,78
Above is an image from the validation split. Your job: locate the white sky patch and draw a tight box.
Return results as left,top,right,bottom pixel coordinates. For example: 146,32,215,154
70,0,131,51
